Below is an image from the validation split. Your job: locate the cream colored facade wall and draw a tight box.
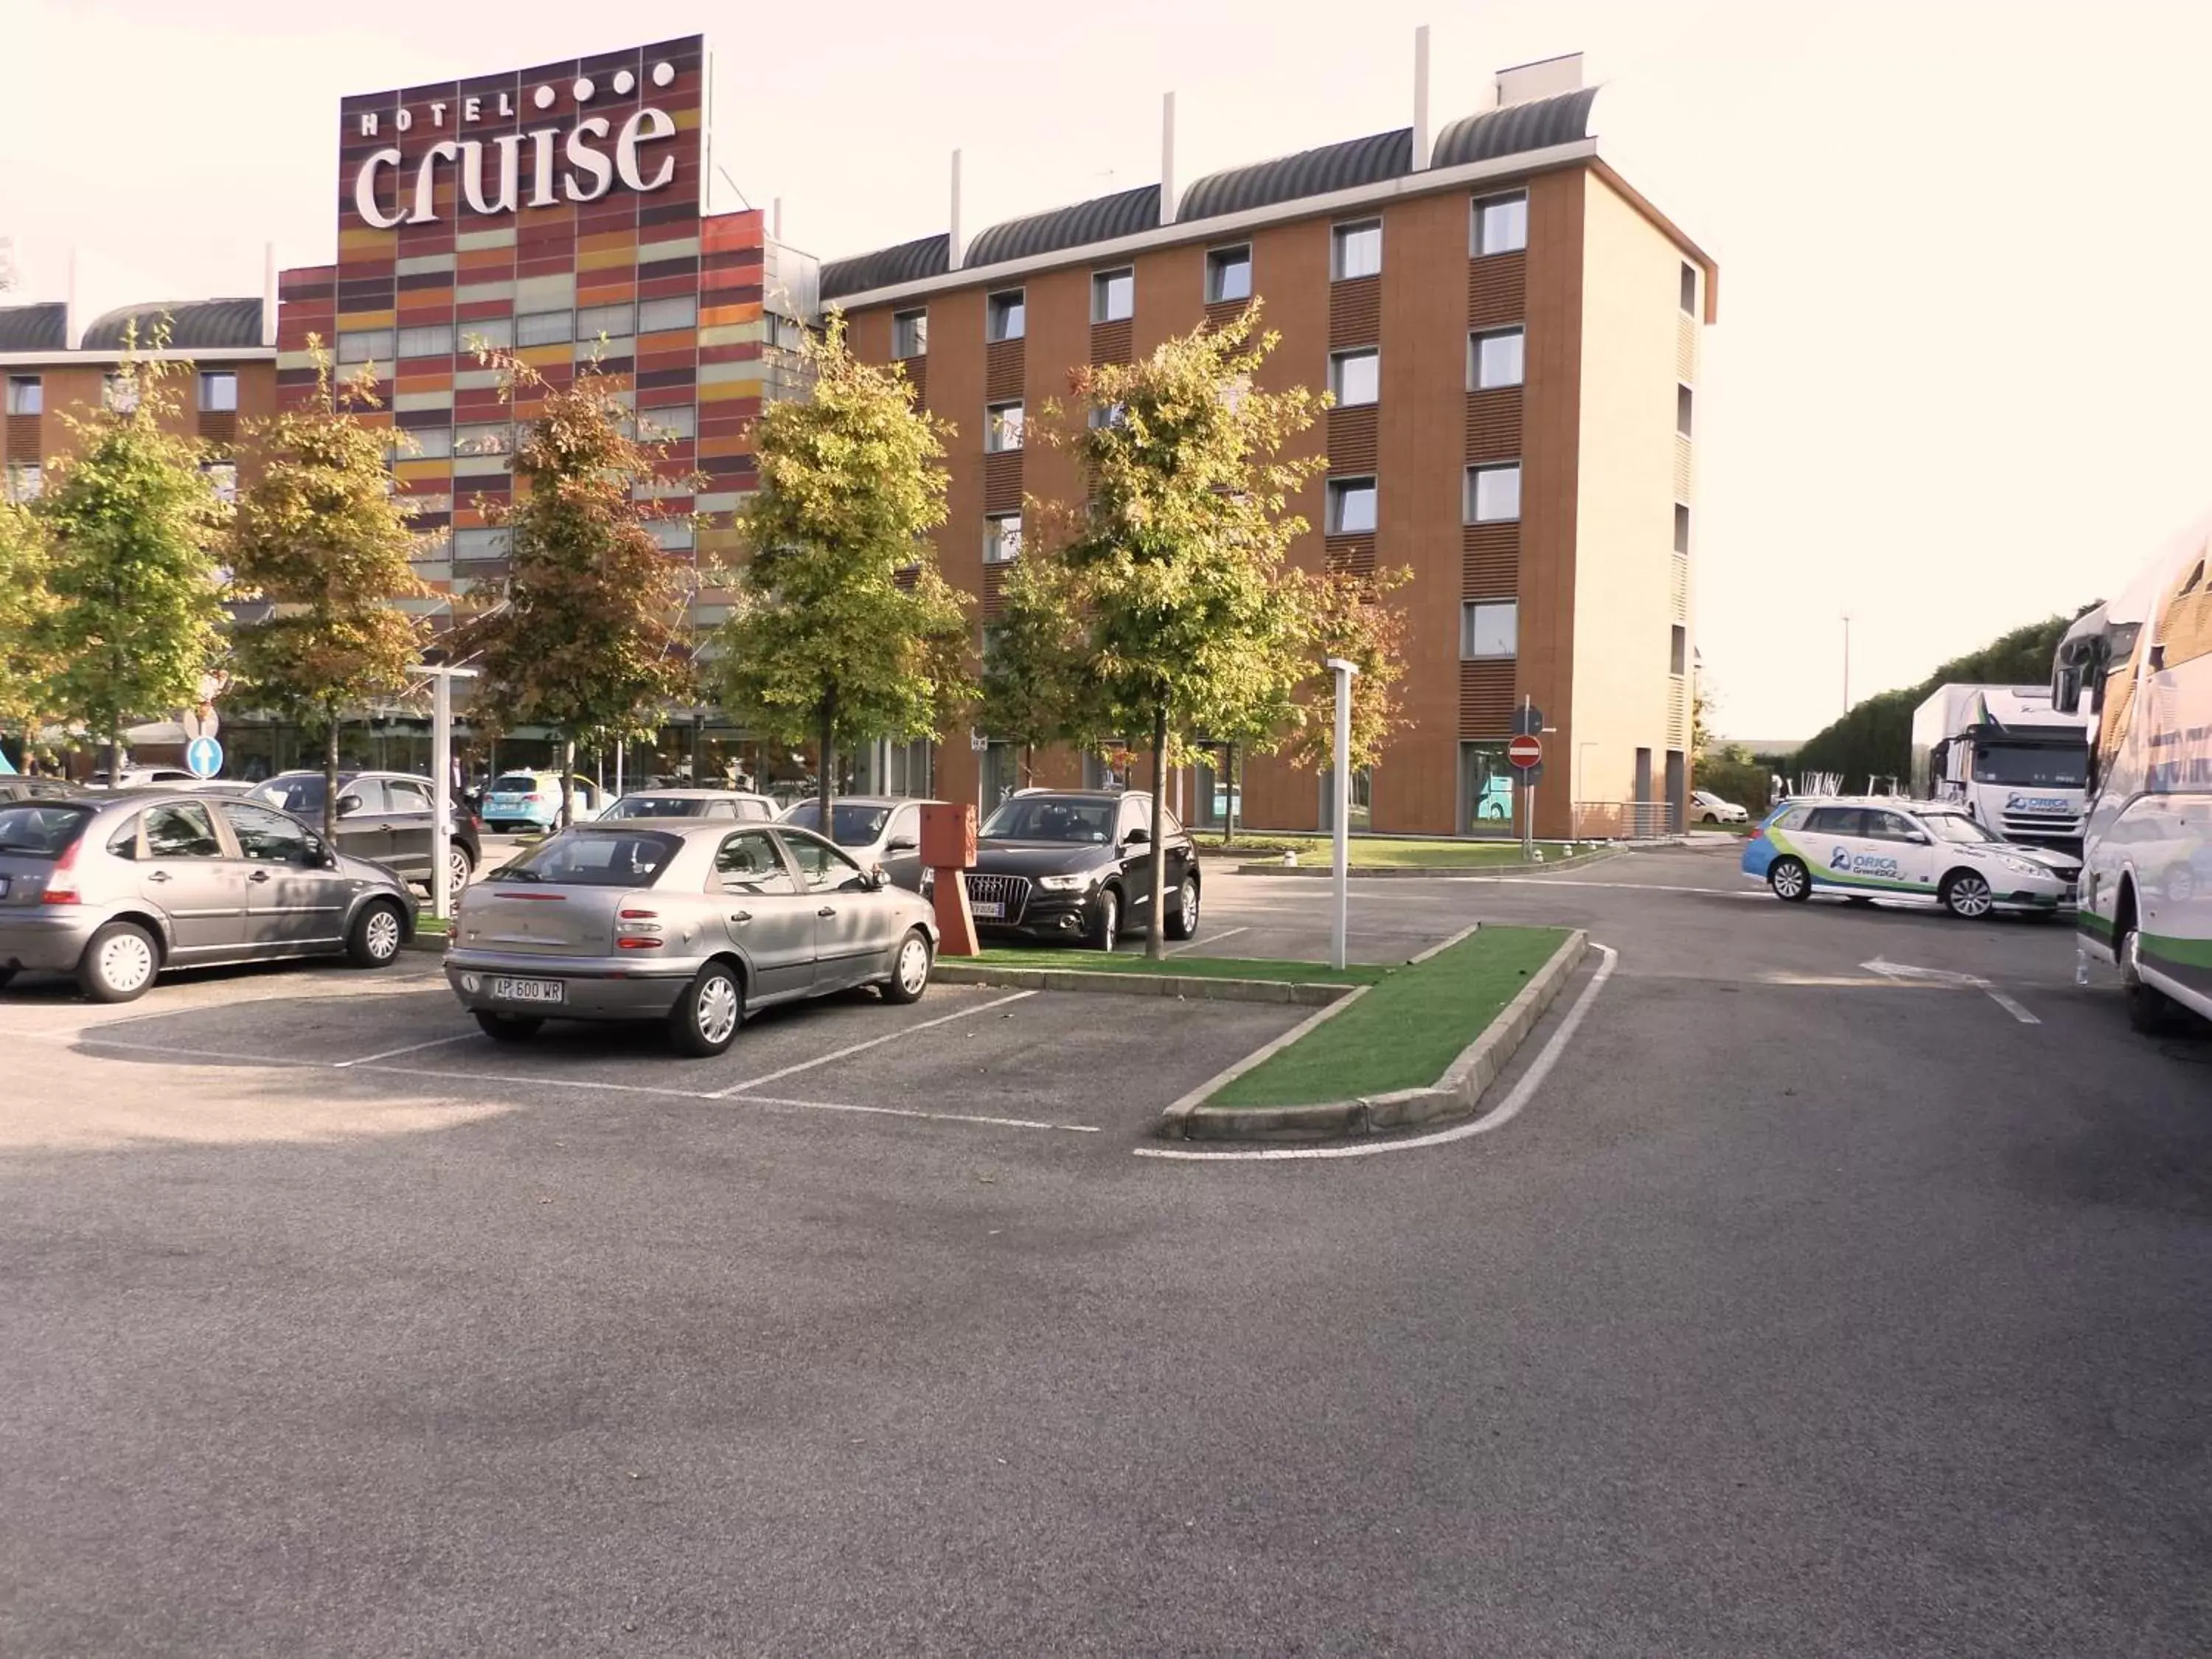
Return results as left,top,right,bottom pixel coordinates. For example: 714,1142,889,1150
1569,171,1696,818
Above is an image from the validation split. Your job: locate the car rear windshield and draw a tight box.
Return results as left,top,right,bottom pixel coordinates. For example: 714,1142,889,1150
981,797,1116,844
607,796,698,818
0,803,94,858
251,776,325,813
491,774,542,793
781,801,892,845
499,829,681,887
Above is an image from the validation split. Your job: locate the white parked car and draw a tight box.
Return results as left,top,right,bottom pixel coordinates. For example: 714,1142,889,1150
1691,790,1749,824
1742,796,2080,918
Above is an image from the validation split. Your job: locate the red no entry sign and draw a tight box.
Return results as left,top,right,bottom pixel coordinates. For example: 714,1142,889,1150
1507,734,1543,769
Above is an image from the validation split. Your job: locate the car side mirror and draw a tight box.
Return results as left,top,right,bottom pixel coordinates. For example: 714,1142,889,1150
336,795,363,818
304,837,335,868
1122,827,1150,846
886,835,918,853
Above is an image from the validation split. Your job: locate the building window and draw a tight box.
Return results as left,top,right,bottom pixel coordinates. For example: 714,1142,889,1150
648,519,695,551
5,375,41,415
893,308,928,358
336,328,393,364
1088,400,1127,429
462,319,513,352
4,462,40,503
406,427,454,459
453,423,514,457
984,512,1022,564
1677,384,1694,438
1206,246,1252,303
1461,741,1517,834
1680,262,1698,314
1473,192,1528,256
453,526,509,561
1326,476,1377,535
1461,599,1517,659
639,405,696,440
1329,348,1379,407
575,303,634,341
986,289,1026,343
102,374,141,414
1470,327,1524,390
985,401,1024,453
1670,625,1687,676
1332,219,1382,281
637,295,698,333
396,324,455,359
197,371,239,413
201,461,238,504
1092,268,1134,324
1674,503,1690,554
516,310,571,347
1467,462,1521,524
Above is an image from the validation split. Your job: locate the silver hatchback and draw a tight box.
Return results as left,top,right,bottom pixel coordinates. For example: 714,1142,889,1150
0,791,420,1002
444,819,940,1057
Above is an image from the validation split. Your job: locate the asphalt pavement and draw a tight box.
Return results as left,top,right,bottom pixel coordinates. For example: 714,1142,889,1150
1,840,2206,1656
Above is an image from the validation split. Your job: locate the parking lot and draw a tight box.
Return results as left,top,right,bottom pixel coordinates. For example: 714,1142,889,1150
4,841,2208,1657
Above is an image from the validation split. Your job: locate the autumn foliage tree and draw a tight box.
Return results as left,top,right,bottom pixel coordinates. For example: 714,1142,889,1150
978,550,1109,788
0,501,60,769
460,358,698,827
1282,564,1413,775
226,344,428,838
712,318,973,818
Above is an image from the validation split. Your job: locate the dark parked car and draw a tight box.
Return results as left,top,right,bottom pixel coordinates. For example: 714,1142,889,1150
247,771,481,896
962,790,1200,948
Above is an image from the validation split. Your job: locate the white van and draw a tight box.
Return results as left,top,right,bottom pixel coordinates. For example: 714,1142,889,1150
2053,515,2212,1032
1742,796,2079,917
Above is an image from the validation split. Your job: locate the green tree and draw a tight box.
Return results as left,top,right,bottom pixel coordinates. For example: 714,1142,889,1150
460,357,698,826
712,317,973,818
34,349,227,779
0,501,60,768
226,344,428,838
1281,563,1413,776
1042,307,1324,956
978,549,1108,787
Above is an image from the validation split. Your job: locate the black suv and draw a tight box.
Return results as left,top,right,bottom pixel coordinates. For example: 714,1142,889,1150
964,790,1200,948
247,771,481,896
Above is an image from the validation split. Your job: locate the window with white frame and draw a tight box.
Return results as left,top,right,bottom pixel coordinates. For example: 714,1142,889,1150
1329,348,1379,407
1473,191,1529,256
986,289,1026,343
648,518,695,551
453,526,509,561
453,422,514,456
984,512,1022,564
639,404,697,440
405,426,454,459
1674,503,1691,554
1467,462,1521,524
1677,384,1694,438
102,373,140,414
462,319,513,352
196,371,238,413
1470,327,1524,390
516,310,571,347
396,323,455,358
1206,245,1252,303
1680,262,1698,314
1331,219,1382,281
576,303,634,341
1326,476,1377,535
201,461,237,504
1461,599,1517,658
1088,400,1127,429
893,309,928,358
985,401,1024,453
1092,268,1133,324
637,295,698,333
336,329,392,364
4,462,40,503
7,375,43,415
1670,625,1687,676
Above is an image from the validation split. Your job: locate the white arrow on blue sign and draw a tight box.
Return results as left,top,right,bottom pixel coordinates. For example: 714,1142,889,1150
185,735,225,779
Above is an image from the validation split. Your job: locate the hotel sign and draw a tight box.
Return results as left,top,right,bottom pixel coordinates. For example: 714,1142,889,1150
344,38,700,231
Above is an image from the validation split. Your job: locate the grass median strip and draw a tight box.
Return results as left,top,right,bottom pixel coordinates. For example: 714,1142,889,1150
967,947,1387,987
1203,925,1570,1107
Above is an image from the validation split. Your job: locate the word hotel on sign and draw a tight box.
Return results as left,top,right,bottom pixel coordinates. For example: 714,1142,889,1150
352,59,683,230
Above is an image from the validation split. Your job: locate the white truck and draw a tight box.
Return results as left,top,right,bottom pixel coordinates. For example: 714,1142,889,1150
1908,684,2094,850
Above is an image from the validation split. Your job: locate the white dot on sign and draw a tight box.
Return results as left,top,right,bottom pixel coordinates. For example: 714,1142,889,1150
612,69,636,94
573,77,594,101
652,61,675,88
533,84,554,110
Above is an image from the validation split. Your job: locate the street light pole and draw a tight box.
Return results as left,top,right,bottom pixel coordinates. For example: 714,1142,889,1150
1326,655,1359,972
413,663,479,924
1842,613,1852,715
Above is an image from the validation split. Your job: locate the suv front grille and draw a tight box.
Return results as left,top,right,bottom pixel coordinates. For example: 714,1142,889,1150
963,872,1030,922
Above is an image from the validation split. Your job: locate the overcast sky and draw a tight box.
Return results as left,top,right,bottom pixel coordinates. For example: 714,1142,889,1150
6,0,2208,741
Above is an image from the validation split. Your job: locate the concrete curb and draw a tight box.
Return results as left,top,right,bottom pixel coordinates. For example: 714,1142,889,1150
932,961,1357,1006
1160,927,1591,1143
1223,849,1622,879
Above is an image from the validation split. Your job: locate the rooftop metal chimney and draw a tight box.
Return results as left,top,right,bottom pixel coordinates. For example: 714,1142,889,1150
948,149,964,271
261,242,277,347
1496,52,1584,108
1161,92,1178,224
1411,27,1432,171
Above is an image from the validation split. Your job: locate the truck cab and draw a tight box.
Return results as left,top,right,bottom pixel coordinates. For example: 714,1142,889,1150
1910,684,2093,852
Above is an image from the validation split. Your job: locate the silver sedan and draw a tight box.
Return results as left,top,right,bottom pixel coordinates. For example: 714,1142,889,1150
444,819,941,1057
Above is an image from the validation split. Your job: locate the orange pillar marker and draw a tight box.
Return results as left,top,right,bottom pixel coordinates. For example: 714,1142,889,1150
921,800,980,957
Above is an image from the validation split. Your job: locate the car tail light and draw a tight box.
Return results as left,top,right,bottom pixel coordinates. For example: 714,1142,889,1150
616,937,664,950
40,837,83,905
616,908,663,944
529,790,549,802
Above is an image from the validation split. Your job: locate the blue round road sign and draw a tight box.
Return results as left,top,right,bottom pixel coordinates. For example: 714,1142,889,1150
186,735,224,779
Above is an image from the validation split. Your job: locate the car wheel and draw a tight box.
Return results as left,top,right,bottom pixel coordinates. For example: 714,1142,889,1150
670,960,744,1058
1165,875,1200,941
1940,869,1994,920
77,919,160,1003
882,928,933,1005
474,1011,543,1043
1767,857,1811,902
2119,917,2185,1035
446,841,474,897
1090,887,1121,950
347,900,407,967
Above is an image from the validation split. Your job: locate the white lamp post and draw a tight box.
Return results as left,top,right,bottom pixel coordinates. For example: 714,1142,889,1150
1326,655,1359,972
413,663,479,923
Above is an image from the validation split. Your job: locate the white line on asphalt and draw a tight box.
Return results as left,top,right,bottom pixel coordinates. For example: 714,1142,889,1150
1132,943,1620,1162
1864,958,2042,1025
709,990,1036,1096
1166,925,1248,956
333,1031,484,1067
1983,989,2041,1024
1455,877,1762,897
733,1093,1100,1134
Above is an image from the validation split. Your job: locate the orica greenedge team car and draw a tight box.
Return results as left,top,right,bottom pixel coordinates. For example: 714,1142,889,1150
1741,797,2080,918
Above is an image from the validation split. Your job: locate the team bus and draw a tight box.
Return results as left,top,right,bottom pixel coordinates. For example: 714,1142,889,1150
2053,513,2212,1033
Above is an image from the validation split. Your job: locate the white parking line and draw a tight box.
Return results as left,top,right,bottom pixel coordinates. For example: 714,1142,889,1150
710,990,1036,1097
334,1032,483,1068
1166,925,1248,956
1865,958,2042,1024
1133,943,1619,1162
735,1093,1099,1134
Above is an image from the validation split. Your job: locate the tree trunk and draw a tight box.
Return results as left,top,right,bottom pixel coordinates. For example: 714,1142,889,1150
1022,742,1034,790
560,738,576,829
109,721,122,790
1222,744,1238,848
1145,702,1169,960
817,695,835,822
323,714,341,843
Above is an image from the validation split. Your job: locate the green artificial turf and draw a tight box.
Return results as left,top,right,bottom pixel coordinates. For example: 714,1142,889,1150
1206,925,1571,1107
967,947,1386,986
